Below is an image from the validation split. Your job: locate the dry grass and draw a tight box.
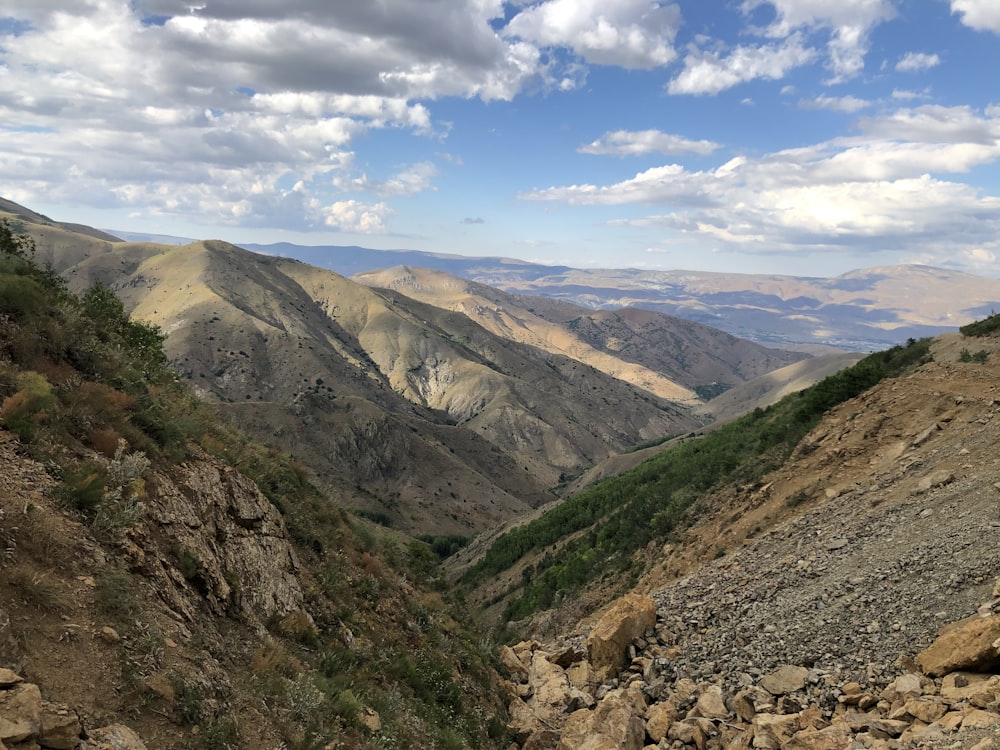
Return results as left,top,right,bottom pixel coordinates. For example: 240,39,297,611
4,563,73,613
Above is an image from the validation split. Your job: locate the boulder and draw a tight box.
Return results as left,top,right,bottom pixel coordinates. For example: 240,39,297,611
752,712,800,749
760,665,809,696
0,671,21,689
87,724,150,750
0,682,41,744
961,709,1000,730
557,688,646,750
645,700,676,743
499,645,529,683
38,702,81,750
695,683,729,720
586,594,656,679
782,726,853,750
916,615,1000,676
528,653,572,725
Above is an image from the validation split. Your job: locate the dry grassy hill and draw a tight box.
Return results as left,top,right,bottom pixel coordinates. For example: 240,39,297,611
356,265,806,403
9,207,710,536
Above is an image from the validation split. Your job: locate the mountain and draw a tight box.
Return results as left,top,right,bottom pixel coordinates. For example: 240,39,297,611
9,206,721,536
489,323,1000,749
0,219,510,749
240,240,1000,351
355,265,806,403
8,208,1000,749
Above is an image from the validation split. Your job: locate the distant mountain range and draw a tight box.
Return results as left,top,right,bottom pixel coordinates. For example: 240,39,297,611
1,202,797,537
238,241,1000,352
107,233,1000,352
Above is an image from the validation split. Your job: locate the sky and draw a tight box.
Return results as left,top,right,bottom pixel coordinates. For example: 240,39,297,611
2,1,1000,277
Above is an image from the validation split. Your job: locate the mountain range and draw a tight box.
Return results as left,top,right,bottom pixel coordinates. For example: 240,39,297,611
4,201,799,538
5,200,1000,749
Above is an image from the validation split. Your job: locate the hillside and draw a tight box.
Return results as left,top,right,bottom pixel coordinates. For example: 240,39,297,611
10,197,854,543
494,322,1000,749
5,206,712,535
355,265,806,402
0,221,510,749
242,239,1000,351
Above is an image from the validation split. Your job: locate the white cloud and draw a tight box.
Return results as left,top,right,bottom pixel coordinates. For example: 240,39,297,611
579,130,721,157
521,104,1000,257
799,95,871,112
323,200,391,233
857,104,1000,145
896,52,941,72
951,0,1000,33
891,88,929,100
668,35,816,95
334,162,439,197
505,0,681,68
0,0,538,231
743,0,897,82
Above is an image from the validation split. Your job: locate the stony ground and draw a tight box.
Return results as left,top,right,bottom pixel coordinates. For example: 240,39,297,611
505,332,1000,749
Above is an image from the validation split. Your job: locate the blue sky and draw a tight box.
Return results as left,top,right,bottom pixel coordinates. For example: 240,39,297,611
2,1,999,276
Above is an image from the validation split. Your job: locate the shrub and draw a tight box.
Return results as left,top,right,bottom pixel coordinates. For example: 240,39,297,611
960,312,1000,338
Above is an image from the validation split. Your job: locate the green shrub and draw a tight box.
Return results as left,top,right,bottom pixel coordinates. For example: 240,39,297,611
960,312,1000,338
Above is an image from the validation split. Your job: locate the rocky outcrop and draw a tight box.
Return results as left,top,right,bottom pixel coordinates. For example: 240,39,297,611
116,451,305,625
0,669,146,749
916,615,1000,677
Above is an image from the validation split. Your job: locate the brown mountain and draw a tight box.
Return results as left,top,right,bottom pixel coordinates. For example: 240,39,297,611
10,207,706,535
494,327,1000,749
240,239,1000,351
355,265,807,402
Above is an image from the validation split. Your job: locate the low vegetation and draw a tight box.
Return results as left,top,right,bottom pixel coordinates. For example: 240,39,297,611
959,311,1000,337
462,336,933,622
0,219,509,749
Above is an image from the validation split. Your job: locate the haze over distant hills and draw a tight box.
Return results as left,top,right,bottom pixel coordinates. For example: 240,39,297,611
108,233,1000,352
240,241,1000,352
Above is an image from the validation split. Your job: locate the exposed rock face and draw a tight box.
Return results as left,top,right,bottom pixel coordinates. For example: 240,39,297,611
120,452,305,625
585,593,656,679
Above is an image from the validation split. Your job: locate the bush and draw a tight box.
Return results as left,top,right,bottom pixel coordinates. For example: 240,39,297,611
960,312,1000,338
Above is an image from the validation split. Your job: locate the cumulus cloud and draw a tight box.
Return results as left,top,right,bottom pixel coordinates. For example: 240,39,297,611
742,0,897,82
667,36,816,95
521,104,1000,257
896,52,941,72
504,0,681,68
951,0,1000,33
579,130,721,157
323,200,391,233
0,0,540,232
334,162,439,198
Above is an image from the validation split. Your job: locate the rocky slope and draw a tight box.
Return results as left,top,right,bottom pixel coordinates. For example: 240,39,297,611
499,329,1000,748
0,221,510,750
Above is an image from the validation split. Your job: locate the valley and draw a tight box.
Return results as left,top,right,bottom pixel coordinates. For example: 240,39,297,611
2,202,1000,750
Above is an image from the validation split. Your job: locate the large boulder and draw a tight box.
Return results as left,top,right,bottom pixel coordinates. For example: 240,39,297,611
557,687,646,750
916,615,1000,677
585,594,656,679
0,681,41,744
